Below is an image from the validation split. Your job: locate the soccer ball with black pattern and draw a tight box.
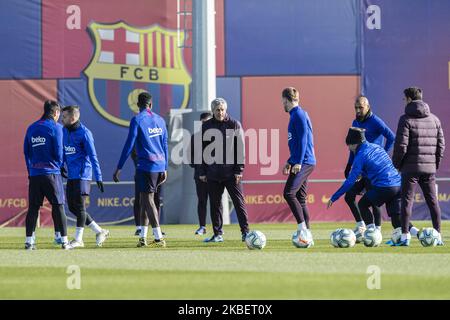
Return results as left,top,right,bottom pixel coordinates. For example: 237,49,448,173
330,228,356,248
418,227,440,247
363,228,382,247
245,230,267,250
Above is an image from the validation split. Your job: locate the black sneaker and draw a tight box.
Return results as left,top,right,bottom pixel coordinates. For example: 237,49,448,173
24,243,36,250
241,232,249,242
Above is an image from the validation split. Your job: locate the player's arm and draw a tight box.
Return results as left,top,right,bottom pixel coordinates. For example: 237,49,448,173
114,118,138,182
345,120,357,177
378,117,395,153
233,121,245,176
198,122,207,182
436,118,445,170
54,125,64,168
23,130,31,176
160,122,169,185
287,113,307,174
288,114,307,166
163,123,169,172
84,130,104,192
392,116,409,169
329,154,364,205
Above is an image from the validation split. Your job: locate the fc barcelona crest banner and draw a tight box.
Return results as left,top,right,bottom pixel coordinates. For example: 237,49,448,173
84,22,192,126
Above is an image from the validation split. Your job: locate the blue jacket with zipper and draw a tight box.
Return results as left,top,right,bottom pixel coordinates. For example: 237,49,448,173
331,142,401,202
287,106,316,166
24,117,64,177
117,109,168,172
347,112,395,165
63,121,102,181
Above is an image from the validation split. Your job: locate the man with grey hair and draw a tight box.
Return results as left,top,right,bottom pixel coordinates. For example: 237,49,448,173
199,98,250,242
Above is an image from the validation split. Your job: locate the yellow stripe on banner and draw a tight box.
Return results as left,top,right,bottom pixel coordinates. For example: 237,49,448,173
139,34,145,66
156,32,162,68
148,33,153,67
165,34,171,68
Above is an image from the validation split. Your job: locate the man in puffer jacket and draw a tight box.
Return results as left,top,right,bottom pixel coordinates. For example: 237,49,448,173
393,87,445,246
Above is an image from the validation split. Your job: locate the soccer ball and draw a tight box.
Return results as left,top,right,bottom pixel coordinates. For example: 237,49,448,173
418,228,440,247
330,228,356,248
245,230,266,250
292,229,313,248
363,228,382,247
391,227,402,245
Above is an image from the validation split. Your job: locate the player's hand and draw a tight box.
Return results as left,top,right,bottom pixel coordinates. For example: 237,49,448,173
113,169,121,183
327,200,333,209
235,174,243,185
282,163,291,175
199,175,207,183
159,171,168,185
291,164,301,175
60,167,68,179
96,181,104,193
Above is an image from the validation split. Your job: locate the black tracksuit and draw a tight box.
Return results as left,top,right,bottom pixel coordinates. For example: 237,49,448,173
199,115,249,236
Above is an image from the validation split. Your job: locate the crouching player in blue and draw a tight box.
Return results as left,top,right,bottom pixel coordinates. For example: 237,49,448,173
113,92,168,248
61,105,109,248
327,127,416,243
343,96,396,242
23,100,70,250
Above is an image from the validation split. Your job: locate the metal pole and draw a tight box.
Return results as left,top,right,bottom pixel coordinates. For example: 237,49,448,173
180,0,230,224
192,0,216,111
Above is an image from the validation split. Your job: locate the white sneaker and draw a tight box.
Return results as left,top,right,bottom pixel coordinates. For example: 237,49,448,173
62,242,74,250
96,229,110,247
354,225,366,244
69,239,85,248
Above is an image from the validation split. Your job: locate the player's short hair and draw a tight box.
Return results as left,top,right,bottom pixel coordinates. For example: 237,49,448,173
43,100,61,117
355,95,370,107
403,87,423,100
62,105,80,117
138,92,152,107
282,87,299,103
200,112,212,121
211,98,227,111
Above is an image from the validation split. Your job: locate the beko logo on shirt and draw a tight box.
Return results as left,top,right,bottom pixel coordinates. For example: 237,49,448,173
31,136,46,147
288,132,292,141
148,127,163,137
64,145,76,155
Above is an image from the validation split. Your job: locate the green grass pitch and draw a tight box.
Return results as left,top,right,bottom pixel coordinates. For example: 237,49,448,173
0,222,449,299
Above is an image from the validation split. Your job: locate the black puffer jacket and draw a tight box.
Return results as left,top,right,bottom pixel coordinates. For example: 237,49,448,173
393,100,445,174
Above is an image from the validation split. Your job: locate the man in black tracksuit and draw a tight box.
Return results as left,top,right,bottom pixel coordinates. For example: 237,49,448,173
199,98,250,242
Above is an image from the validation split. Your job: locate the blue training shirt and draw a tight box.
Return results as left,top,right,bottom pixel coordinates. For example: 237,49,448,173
24,118,64,176
117,109,168,172
63,122,102,181
347,113,395,165
287,106,316,166
331,142,401,202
